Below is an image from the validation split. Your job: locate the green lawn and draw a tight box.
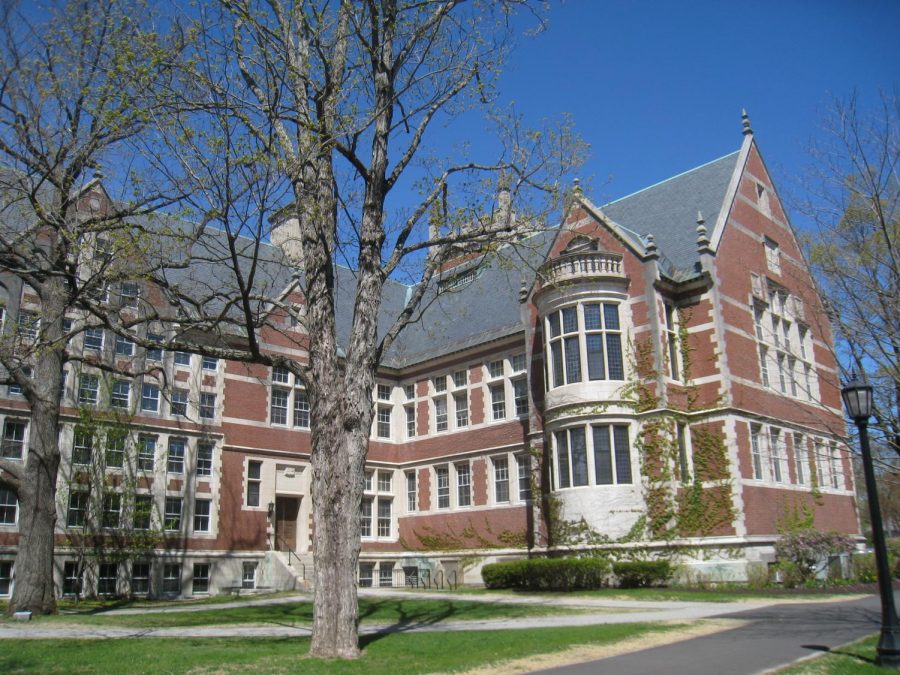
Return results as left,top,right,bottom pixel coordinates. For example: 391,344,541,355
453,586,873,603
15,597,594,629
776,633,881,673
0,623,680,674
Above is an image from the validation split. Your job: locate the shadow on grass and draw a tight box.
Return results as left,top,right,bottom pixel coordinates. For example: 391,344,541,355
800,643,878,667
358,599,466,648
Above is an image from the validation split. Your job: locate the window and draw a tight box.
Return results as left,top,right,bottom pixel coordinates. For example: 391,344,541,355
167,438,185,474
453,370,467,388
171,389,188,417
377,384,391,401
72,431,93,465
377,498,391,537
376,406,391,438
770,428,786,483
163,563,181,594
174,351,191,366
293,388,310,428
97,562,118,595
759,346,770,387
141,383,160,413
555,427,587,488
793,433,806,486
546,303,624,388
137,436,156,472
593,425,632,485
456,463,471,507
196,443,213,477
436,466,450,509
517,454,532,500
133,495,152,530
378,470,392,493
358,562,374,588
0,561,12,595
664,303,680,380
16,311,38,340
120,282,140,308
132,562,150,595
404,384,415,400
270,388,289,425
78,374,99,405
512,353,526,372
814,439,828,487
830,443,843,489
433,376,447,393
164,497,182,530
365,470,374,491
488,360,504,379
199,392,216,420
146,333,163,361
750,424,764,480
764,237,781,274
114,334,134,357
379,562,394,588
8,365,31,396
0,488,17,525
434,396,448,432
405,405,416,438
247,460,261,507
84,327,104,351
105,432,126,468
513,378,528,416
201,356,218,371
490,384,506,421
406,471,417,512
494,457,509,503
1,420,26,459
454,392,468,427
66,491,88,528
361,497,373,537
63,561,82,596
194,499,211,532
192,563,210,594
110,380,130,409
272,366,290,384
676,423,689,482
102,493,121,528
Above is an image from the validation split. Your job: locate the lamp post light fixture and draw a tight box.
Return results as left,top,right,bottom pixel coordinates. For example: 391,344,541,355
842,373,900,667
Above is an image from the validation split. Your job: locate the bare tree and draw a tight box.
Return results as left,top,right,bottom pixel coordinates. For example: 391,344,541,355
0,0,177,614
801,92,899,458
138,0,584,657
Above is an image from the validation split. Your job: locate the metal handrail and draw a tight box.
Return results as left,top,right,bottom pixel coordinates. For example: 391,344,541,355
273,533,306,579
447,569,458,590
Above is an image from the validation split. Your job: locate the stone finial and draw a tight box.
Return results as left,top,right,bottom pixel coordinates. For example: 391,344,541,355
572,177,583,197
742,109,753,136
518,279,528,303
644,233,659,260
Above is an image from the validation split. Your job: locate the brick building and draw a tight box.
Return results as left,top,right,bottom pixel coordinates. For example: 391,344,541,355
0,119,860,598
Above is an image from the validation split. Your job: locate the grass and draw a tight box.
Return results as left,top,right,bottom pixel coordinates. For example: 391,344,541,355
776,633,881,673
0,622,679,673
9,597,592,629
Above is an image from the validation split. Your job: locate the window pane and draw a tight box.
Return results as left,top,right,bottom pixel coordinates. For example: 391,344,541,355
583,304,601,330
570,428,588,487
562,307,578,333
592,426,613,484
613,426,632,484
606,334,624,380
603,303,620,330
551,341,564,388
564,336,581,383
555,431,570,489
586,334,605,380
548,312,560,338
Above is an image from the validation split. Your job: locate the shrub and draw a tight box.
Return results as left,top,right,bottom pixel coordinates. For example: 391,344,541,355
612,561,674,588
481,557,611,591
745,561,771,590
774,529,855,586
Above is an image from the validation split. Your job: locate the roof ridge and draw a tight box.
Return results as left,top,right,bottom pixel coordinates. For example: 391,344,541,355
603,149,741,207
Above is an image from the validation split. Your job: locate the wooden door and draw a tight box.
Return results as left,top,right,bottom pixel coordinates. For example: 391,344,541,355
275,496,300,551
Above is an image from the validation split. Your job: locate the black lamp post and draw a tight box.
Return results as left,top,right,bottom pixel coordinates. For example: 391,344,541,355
842,373,900,667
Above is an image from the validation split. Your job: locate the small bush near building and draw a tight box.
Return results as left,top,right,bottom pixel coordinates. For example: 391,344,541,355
612,561,674,588
774,529,855,588
481,557,610,591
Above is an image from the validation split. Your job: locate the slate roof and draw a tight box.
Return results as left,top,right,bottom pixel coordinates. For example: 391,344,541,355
600,151,740,281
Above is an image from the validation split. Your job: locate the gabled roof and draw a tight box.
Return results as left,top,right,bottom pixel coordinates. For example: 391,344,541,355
600,151,740,280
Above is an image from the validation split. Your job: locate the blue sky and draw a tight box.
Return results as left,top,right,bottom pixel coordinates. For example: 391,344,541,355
473,0,898,226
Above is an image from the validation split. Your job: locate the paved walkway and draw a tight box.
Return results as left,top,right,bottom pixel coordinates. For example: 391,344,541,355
0,589,773,640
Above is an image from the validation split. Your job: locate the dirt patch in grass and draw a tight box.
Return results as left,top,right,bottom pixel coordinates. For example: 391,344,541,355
458,619,747,675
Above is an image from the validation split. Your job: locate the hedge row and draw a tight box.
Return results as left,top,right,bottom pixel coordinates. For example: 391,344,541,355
481,557,611,591
611,561,674,588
